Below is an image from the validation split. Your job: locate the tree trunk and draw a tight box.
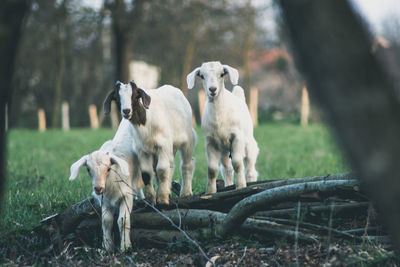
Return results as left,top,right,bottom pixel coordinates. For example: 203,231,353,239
51,23,66,128
242,0,254,105
0,0,29,214
108,0,145,125
51,0,67,128
114,30,133,82
180,27,198,97
278,0,400,249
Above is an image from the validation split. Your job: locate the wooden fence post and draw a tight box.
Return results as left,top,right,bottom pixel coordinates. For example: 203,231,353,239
110,102,119,130
301,85,310,126
61,101,70,131
198,90,206,117
192,114,196,126
249,87,258,127
38,109,46,132
88,104,99,129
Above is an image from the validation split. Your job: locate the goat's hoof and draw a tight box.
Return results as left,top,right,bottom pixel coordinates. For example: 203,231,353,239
236,182,247,189
205,187,217,195
179,191,192,197
156,196,170,207
145,194,156,206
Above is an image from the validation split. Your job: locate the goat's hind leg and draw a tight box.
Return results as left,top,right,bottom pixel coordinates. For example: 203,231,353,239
220,153,234,186
245,138,259,183
139,153,156,205
156,149,173,205
231,137,246,189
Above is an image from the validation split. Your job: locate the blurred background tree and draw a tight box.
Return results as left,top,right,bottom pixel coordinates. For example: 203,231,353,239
8,0,400,128
10,0,278,128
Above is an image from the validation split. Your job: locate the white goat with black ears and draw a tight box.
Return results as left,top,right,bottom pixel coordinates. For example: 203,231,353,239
104,80,196,206
187,61,259,194
69,119,144,252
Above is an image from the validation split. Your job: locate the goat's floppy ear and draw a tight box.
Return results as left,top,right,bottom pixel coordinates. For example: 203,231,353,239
110,154,130,176
69,155,89,181
187,67,200,89
138,89,151,109
103,90,116,114
222,65,239,85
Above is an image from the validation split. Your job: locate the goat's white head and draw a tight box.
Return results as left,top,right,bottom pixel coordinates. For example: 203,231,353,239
69,151,129,195
187,61,239,99
103,81,151,125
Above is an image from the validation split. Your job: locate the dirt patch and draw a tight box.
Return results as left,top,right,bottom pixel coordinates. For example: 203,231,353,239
1,233,398,266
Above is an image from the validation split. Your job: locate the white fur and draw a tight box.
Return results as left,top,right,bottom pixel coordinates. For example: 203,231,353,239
117,83,196,205
187,61,259,194
69,119,144,251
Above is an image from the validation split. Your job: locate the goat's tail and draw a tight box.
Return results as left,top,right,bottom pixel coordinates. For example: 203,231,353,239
232,85,246,102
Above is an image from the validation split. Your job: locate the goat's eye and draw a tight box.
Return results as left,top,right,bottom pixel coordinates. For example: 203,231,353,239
108,168,111,172
199,74,204,80
220,73,225,78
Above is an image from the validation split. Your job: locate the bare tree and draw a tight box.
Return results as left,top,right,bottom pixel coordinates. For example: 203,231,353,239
105,0,145,82
0,0,29,214
278,0,400,249
51,0,67,128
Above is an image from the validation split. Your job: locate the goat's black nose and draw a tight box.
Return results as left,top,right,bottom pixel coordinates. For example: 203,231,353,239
123,109,130,115
209,86,217,93
94,186,104,195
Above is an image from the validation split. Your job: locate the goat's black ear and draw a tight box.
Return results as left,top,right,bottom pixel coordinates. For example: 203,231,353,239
138,88,151,109
103,90,116,114
130,80,137,89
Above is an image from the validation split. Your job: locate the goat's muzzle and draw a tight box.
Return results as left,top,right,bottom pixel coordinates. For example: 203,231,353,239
94,186,104,195
122,109,131,119
209,86,217,96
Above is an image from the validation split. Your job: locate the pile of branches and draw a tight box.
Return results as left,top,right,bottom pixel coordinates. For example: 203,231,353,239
36,173,388,252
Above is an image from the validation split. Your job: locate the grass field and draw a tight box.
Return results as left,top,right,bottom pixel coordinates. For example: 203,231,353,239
1,122,349,237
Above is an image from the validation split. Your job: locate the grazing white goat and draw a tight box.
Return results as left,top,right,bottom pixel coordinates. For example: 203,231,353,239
104,81,196,206
69,119,144,251
187,61,259,194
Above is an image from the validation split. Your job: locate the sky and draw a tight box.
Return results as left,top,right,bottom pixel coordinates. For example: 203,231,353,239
351,0,400,34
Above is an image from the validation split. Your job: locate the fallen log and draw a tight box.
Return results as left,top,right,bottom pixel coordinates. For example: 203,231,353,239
254,202,370,219
257,216,361,241
138,173,360,212
217,179,359,237
132,209,319,243
40,174,360,230
35,174,378,251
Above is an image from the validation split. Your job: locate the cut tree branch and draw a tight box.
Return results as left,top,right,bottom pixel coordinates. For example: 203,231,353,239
217,179,358,237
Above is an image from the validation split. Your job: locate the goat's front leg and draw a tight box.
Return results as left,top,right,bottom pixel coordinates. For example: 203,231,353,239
102,205,114,251
206,142,221,194
118,196,133,252
156,150,173,205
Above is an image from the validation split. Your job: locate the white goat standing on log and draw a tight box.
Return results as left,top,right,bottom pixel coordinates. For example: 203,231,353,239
104,80,196,206
187,61,259,194
69,119,144,251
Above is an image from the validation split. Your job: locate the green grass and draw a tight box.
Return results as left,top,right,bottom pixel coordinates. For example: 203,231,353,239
1,123,349,236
